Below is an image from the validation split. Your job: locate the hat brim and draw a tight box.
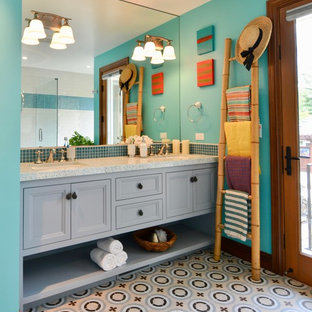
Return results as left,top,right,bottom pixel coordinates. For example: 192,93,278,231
119,63,137,92
235,16,272,66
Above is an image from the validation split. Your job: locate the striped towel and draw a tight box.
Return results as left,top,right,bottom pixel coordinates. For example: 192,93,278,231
226,85,251,122
126,102,138,124
224,189,251,242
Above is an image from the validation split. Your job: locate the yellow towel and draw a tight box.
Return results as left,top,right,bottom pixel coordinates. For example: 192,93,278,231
125,124,137,138
224,121,251,157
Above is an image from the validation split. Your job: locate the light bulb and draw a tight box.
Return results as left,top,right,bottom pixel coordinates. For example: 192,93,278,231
132,44,146,61
21,27,39,45
144,41,156,57
28,18,46,39
163,44,176,60
50,32,67,50
151,50,164,64
58,24,75,44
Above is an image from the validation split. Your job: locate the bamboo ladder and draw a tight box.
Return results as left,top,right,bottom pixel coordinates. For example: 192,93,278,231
123,66,144,137
214,38,261,281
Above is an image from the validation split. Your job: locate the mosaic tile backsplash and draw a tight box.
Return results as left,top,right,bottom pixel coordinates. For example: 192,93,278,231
20,143,218,163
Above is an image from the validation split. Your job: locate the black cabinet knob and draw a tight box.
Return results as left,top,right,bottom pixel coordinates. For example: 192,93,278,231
72,192,77,199
137,183,143,189
190,177,194,183
193,176,198,182
138,209,144,216
66,193,71,200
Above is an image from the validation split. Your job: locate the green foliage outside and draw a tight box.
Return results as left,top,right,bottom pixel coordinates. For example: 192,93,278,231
299,73,312,119
69,131,94,146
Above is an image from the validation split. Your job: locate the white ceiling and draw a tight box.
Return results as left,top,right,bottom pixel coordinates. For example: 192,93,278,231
22,0,210,74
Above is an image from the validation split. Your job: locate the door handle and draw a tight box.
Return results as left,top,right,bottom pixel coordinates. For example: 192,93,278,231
285,146,300,176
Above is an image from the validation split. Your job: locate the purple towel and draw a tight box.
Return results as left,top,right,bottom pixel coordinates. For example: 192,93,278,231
225,156,251,194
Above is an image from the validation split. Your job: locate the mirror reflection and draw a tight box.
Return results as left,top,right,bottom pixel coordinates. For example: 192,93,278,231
21,0,180,148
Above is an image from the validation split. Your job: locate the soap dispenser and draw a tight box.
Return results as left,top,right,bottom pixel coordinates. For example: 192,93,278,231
139,137,147,158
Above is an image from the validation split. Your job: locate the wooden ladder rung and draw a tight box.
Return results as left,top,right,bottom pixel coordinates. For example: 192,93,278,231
221,190,252,200
218,224,252,240
229,57,236,62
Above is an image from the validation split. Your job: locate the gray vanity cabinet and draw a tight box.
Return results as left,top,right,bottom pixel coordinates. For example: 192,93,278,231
166,168,216,218
23,179,111,249
24,184,71,249
71,180,111,238
166,171,193,217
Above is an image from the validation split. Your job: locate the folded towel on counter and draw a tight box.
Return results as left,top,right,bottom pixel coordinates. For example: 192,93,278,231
125,124,137,139
97,237,123,254
115,250,128,267
226,85,251,122
90,248,117,271
224,189,251,242
225,155,251,194
224,121,251,157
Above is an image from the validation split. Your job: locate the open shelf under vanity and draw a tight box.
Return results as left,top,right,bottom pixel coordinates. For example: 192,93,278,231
23,224,213,308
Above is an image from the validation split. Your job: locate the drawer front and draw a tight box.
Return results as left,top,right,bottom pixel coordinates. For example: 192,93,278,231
116,199,163,229
115,174,162,200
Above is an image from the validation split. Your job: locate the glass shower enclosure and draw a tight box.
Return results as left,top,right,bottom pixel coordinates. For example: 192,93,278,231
21,78,58,148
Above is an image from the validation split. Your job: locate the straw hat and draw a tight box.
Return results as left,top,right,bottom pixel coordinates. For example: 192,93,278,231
119,63,137,92
235,16,272,70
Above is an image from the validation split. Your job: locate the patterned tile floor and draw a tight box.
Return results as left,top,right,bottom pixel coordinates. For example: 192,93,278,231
28,249,312,312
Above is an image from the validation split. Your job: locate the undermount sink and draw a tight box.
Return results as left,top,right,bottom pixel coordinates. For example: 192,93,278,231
31,161,86,171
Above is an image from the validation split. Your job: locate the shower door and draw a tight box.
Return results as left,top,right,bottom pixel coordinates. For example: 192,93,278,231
21,77,58,147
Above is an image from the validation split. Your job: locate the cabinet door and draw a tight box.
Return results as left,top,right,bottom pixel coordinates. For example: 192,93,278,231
193,168,217,212
166,171,193,217
24,184,71,249
71,180,111,238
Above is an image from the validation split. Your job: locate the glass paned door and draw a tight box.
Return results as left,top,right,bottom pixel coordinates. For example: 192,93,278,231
296,14,312,257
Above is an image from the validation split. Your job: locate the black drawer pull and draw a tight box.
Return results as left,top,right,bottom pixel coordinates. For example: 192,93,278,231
193,176,198,182
137,183,143,189
138,209,144,216
66,193,71,200
72,192,78,199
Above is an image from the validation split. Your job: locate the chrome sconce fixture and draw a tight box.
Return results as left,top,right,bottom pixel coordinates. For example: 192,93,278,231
22,10,75,50
132,35,176,64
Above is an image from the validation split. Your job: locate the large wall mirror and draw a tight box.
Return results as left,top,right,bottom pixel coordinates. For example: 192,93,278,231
21,0,180,148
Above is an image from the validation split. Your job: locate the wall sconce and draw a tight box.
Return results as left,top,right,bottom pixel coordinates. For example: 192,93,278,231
132,35,176,64
22,10,75,50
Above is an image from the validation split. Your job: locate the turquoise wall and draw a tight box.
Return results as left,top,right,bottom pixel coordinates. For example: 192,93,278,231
94,18,180,143
0,0,21,310
94,0,271,254
179,0,271,254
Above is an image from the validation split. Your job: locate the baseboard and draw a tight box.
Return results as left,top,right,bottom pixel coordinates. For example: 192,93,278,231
221,237,273,271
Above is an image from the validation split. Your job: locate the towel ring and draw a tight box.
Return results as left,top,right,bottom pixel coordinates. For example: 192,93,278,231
153,105,166,122
187,101,202,123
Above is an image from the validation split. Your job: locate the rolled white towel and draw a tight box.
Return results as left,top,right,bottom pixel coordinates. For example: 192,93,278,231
90,248,117,271
115,250,128,267
97,237,123,254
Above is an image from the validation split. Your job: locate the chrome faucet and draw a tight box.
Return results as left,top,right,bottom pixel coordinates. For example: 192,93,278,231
157,143,169,156
47,149,56,163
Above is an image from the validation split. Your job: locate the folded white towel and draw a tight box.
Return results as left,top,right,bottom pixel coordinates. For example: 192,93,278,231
97,237,123,254
90,248,117,271
115,250,128,267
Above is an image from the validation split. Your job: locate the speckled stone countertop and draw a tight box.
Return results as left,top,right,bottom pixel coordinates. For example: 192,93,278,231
20,154,218,182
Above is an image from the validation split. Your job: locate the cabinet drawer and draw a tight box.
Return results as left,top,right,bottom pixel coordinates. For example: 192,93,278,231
116,199,163,229
115,174,162,200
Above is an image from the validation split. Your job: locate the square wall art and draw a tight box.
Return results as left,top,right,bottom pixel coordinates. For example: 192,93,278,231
152,72,164,95
197,25,215,55
197,59,214,87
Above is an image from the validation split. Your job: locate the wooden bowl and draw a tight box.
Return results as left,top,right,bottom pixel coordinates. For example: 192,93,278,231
133,227,177,252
